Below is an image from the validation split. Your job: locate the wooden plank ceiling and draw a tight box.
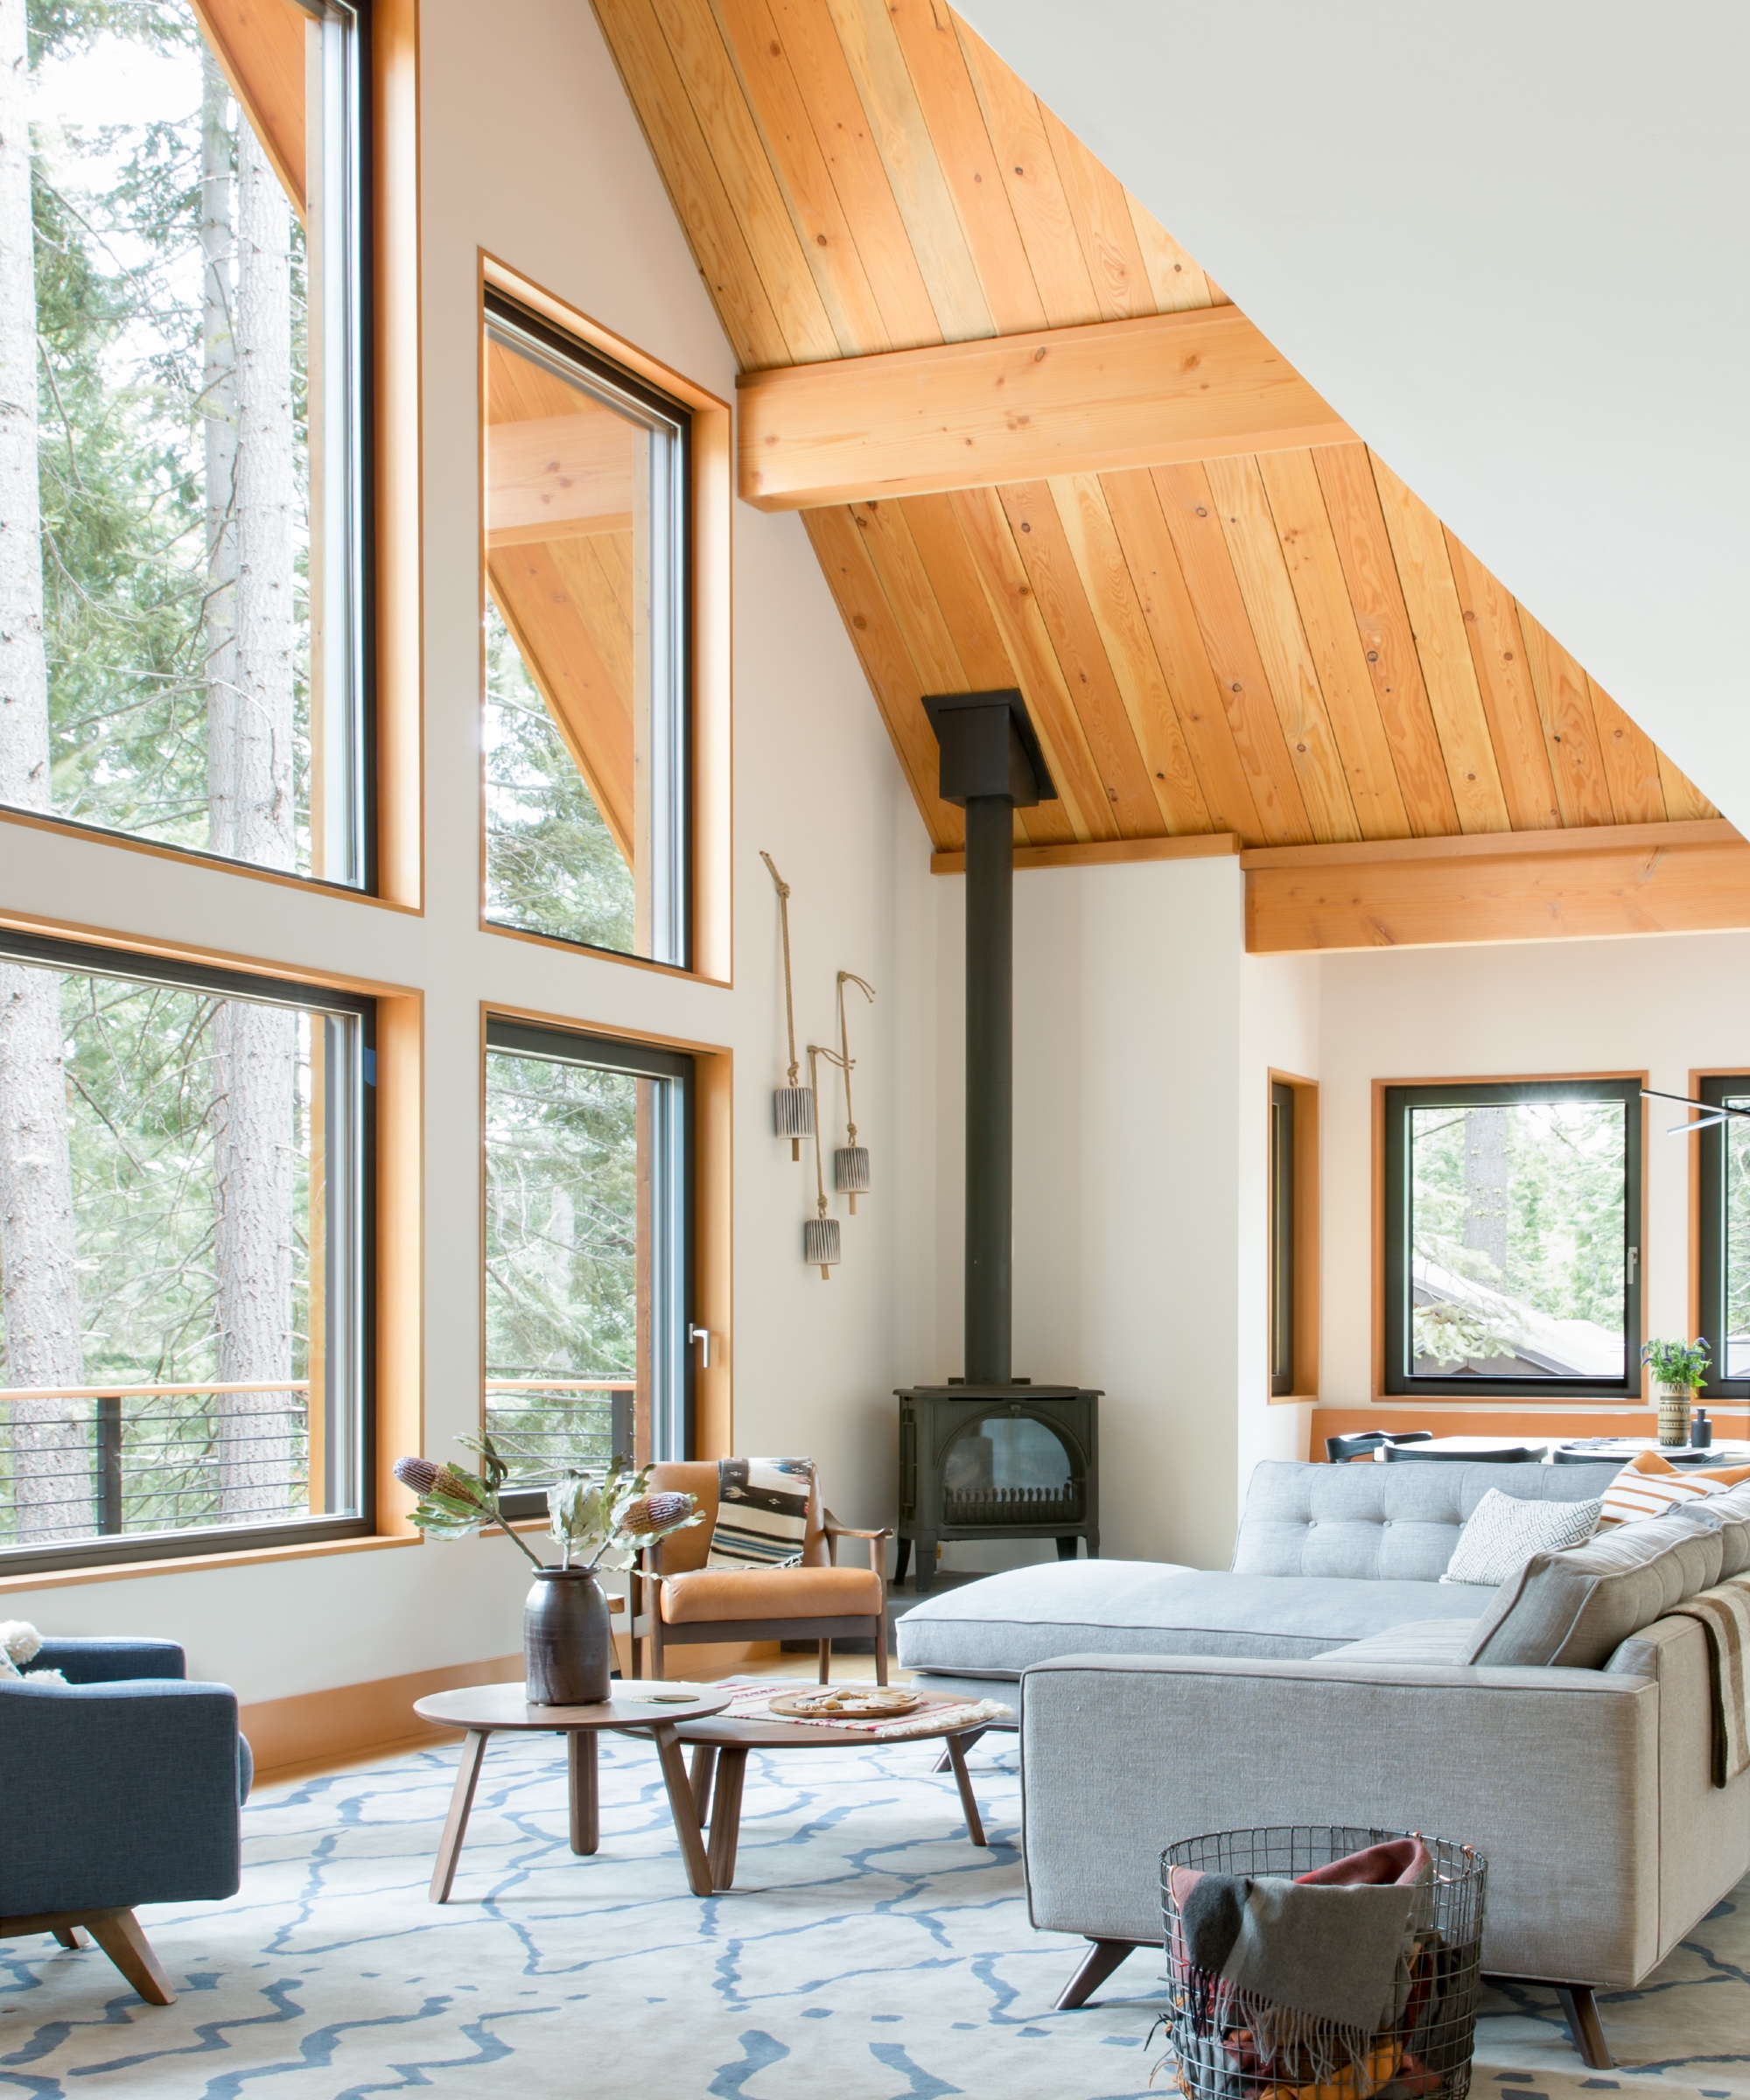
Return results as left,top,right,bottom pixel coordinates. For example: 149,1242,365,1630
592,0,1715,855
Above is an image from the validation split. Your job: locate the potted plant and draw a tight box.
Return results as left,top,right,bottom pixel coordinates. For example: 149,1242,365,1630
393,1438,702,1704
1642,1337,1711,1448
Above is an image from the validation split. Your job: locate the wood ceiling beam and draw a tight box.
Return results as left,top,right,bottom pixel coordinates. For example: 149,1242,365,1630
736,307,1354,510
1242,818,1750,953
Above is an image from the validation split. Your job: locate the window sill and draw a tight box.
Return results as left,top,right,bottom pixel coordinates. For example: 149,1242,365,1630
0,1530,422,1594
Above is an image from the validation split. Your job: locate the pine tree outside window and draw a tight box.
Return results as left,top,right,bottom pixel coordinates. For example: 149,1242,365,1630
1381,1078,1643,1399
1,0,368,886
0,931,372,1572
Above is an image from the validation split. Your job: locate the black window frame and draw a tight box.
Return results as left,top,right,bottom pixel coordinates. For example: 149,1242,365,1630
1695,1073,1750,1402
481,290,695,973
483,1017,696,1519
0,927,376,1576
1381,1075,1643,1399
1269,1079,1295,1396
1,1,380,898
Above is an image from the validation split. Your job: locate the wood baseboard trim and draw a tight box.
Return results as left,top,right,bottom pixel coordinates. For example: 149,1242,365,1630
241,1635,783,1781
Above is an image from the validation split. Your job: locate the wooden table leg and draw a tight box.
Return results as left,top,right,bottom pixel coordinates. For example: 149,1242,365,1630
430,1729,490,1903
568,1732,598,1856
944,1731,987,1847
706,1747,748,1890
652,1723,716,1896
689,1744,718,1826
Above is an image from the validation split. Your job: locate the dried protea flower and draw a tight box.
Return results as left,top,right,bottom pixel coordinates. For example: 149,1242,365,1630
620,1490,696,1537
394,1455,444,1496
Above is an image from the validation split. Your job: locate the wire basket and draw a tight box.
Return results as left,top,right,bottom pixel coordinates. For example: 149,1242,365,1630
1158,1825,1488,2100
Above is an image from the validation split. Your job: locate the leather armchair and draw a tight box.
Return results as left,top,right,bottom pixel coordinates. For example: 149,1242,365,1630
0,1638,253,2005
629,1461,891,1684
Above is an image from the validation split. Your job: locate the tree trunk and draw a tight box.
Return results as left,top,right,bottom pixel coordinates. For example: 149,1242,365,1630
214,116,297,1515
1463,1105,1511,1282
201,48,237,859
0,0,89,1539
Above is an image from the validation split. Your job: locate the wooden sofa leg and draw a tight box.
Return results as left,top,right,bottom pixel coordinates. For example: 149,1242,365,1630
88,1911,176,2006
1556,1984,1613,2069
818,1638,831,1684
52,1927,83,1950
1055,1937,1142,2011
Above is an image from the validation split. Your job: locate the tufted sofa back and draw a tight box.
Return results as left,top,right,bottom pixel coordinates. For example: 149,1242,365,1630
1232,1458,1622,1581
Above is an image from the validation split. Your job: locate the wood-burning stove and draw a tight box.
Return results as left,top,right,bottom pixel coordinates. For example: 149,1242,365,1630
894,1382,1098,1588
895,690,1101,1592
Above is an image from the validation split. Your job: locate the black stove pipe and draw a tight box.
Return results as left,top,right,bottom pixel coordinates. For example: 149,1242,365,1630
921,690,1055,1388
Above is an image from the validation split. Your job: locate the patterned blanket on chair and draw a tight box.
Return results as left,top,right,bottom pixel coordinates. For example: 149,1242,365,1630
705,1457,814,1569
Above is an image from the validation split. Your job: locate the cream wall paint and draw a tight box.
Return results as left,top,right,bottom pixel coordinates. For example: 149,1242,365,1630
957,1,1750,835
1317,930,1750,1408
0,0,934,1704
931,857,1286,1575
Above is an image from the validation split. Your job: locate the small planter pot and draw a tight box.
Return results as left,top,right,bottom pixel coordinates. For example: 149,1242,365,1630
523,1567,613,1706
1656,1383,1695,1449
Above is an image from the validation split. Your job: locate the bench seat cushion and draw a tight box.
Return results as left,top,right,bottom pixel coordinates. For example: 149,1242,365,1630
895,1560,1492,1679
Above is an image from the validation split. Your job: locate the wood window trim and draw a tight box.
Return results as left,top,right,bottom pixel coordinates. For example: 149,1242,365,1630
477,254,732,990
0,906,424,1573
1,0,427,914
1370,1071,1649,1405
1687,1067,1750,1410
475,1002,732,1472
1267,1070,1320,1404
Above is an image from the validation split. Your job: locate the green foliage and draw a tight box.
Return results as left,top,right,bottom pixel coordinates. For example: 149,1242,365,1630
25,0,312,858
1642,1336,1711,1391
482,605,634,953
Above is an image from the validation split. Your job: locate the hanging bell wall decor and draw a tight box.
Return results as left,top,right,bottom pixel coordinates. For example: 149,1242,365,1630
804,1042,844,1278
761,851,813,1158
832,970,875,1213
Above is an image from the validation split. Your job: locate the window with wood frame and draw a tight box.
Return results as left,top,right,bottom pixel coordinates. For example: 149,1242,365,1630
483,1019,694,1516
1694,1074,1750,1398
0,928,373,1574
1268,1073,1319,1400
1381,1079,1642,1397
3,0,371,886
482,291,691,968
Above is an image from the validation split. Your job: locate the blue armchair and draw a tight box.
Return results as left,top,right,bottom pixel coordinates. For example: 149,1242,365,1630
0,1638,253,2005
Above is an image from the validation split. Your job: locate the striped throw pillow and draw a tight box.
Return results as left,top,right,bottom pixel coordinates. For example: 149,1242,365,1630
1600,1451,1744,1523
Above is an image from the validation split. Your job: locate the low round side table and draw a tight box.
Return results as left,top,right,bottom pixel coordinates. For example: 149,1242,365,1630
412,1680,731,1902
670,1707,992,1890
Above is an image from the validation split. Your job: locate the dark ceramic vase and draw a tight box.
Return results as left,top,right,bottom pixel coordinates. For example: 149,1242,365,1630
523,1568,612,1705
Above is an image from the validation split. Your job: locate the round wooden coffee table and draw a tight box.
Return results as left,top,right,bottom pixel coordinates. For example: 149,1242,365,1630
670,1705,993,1889
412,1680,732,1901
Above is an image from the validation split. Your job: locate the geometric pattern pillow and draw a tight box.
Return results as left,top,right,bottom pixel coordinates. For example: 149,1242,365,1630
1439,1486,1601,1586
1600,1450,1746,1524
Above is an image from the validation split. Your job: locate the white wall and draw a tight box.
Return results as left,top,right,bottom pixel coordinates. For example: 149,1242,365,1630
0,0,935,1704
957,1,1750,836
1318,929,1750,1406
931,855,1312,1574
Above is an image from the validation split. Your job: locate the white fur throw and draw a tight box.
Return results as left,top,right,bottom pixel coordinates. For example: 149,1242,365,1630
0,1620,66,1684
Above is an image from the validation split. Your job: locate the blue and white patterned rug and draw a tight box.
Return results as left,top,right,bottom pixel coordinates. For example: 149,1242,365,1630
0,1730,1745,2098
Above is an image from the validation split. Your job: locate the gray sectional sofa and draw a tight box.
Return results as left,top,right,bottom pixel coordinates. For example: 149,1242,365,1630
897,1458,1750,2067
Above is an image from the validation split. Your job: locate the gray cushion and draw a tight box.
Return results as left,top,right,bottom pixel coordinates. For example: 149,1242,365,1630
1681,1481,1750,1577
895,1559,1491,1678
1466,1510,1727,1669
1233,1459,1622,1582
1326,1618,1480,1666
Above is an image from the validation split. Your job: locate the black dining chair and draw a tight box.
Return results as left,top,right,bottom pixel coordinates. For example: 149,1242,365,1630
1383,1441,1547,1463
1324,1431,1434,1464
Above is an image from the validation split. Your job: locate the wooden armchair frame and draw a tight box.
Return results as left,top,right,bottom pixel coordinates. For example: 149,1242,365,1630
630,1511,892,1684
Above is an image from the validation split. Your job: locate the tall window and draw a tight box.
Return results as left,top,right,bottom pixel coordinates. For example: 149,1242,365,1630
0,932,371,1572
482,292,690,967
484,1020,691,1512
1695,1074,1750,1396
1382,1078,1642,1397
2,0,369,885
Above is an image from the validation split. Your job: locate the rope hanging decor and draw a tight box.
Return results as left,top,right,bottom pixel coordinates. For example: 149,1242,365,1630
760,851,814,1158
803,1043,844,1278
832,971,875,1212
